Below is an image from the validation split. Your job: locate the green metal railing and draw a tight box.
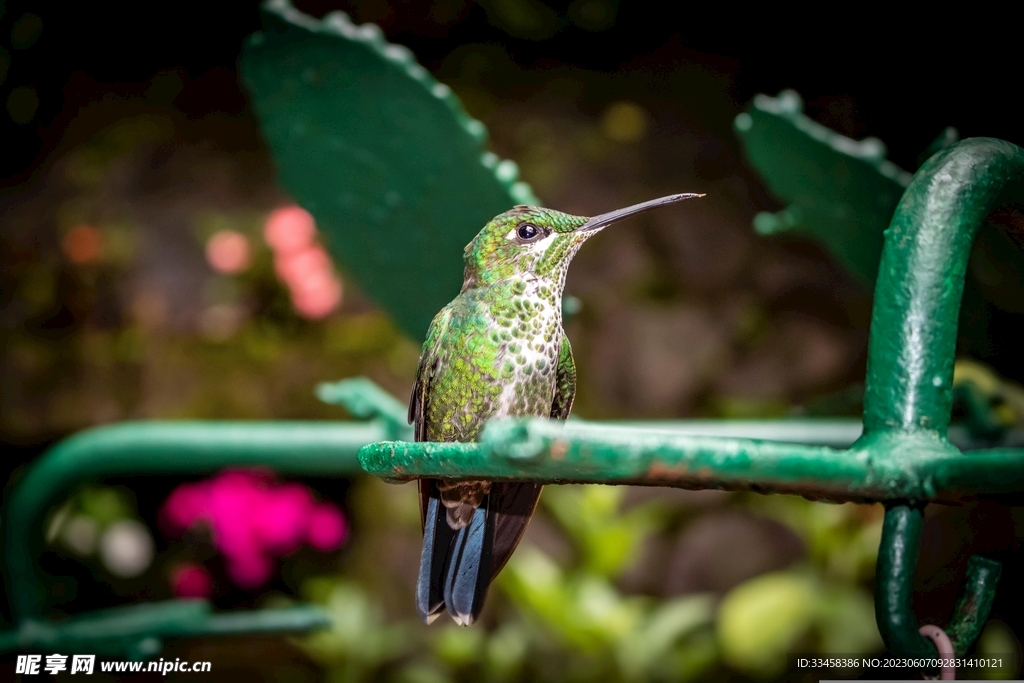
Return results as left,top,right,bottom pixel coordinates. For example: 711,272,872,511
0,379,411,657
359,137,1024,659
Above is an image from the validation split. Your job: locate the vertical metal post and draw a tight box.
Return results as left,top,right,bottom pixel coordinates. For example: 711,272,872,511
862,138,1023,656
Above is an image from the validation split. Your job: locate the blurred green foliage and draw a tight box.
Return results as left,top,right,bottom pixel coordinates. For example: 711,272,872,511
718,497,883,677
43,485,158,602
297,483,893,682
299,484,716,683
46,485,138,550
977,621,1022,679
302,579,414,683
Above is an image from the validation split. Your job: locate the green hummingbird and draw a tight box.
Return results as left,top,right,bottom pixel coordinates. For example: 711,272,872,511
411,192,703,625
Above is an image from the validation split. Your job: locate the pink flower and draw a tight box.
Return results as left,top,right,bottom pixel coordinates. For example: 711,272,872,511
308,503,348,551
277,245,343,320
225,552,274,590
252,483,314,555
291,275,342,319
161,482,209,535
171,563,213,599
205,231,251,274
264,206,316,254
262,205,343,319
160,471,347,591
274,246,331,284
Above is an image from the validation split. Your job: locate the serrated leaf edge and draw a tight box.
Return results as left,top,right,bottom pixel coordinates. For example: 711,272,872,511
257,0,542,205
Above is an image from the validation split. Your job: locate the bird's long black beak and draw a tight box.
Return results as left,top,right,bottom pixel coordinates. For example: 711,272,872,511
576,192,704,232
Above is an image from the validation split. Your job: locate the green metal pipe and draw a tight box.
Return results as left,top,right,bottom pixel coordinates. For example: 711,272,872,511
946,556,1002,654
358,419,1024,504
196,604,333,635
596,419,865,448
0,599,332,656
865,140,1019,659
862,138,1024,435
595,419,1024,452
361,419,862,494
875,505,936,659
4,421,384,622
876,505,1002,659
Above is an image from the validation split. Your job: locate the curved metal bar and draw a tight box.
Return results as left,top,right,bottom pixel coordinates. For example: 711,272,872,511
946,555,1002,653
862,138,1024,435
4,420,386,622
876,505,1002,659
863,138,1022,657
875,505,935,659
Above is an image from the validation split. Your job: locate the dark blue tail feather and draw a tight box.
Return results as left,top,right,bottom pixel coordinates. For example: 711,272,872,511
443,505,489,625
416,484,493,626
416,491,454,623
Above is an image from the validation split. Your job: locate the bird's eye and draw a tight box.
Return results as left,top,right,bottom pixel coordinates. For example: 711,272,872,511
516,223,540,241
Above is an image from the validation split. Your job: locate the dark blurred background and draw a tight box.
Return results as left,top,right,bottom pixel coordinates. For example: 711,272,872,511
5,3,1024,185
2,1,1024,680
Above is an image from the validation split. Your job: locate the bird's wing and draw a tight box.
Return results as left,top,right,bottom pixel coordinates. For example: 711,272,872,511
409,354,433,444
411,307,453,529
487,482,542,579
487,335,575,579
550,335,577,420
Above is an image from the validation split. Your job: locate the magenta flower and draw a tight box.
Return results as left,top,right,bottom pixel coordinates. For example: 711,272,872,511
252,482,314,556
171,563,213,599
308,503,347,551
161,471,348,590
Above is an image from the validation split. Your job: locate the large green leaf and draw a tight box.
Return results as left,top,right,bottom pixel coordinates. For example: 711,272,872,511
241,0,539,340
734,90,912,287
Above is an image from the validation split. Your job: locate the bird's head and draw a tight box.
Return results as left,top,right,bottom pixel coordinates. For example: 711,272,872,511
461,193,703,291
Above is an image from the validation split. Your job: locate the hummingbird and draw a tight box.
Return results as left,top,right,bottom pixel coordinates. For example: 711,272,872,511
410,192,703,626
